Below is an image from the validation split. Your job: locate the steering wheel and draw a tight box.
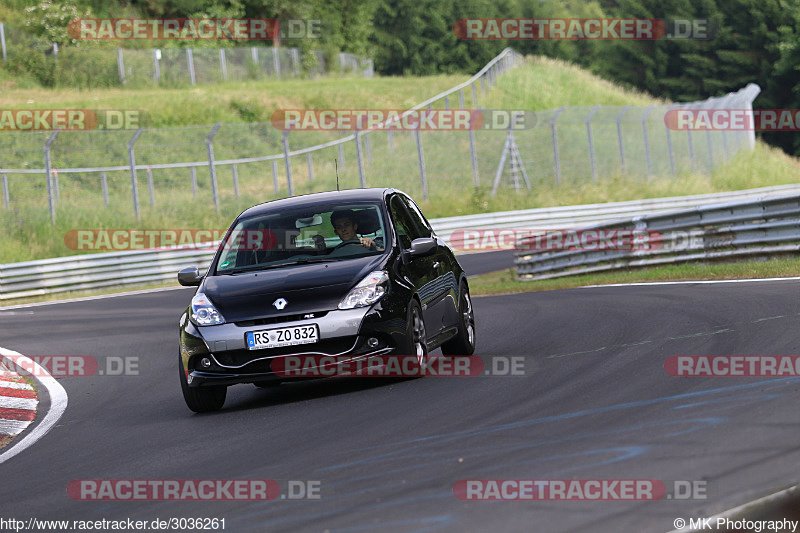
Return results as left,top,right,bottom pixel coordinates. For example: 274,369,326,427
334,239,362,249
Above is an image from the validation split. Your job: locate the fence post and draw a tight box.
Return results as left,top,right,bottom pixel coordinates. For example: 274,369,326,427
232,164,239,197
127,128,143,220
272,47,281,77
665,105,676,175
459,89,465,109
364,132,372,163
52,169,60,204
469,127,479,186
44,131,59,225
153,49,160,83
219,48,227,81
117,48,125,84
0,23,6,62
101,172,108,206
306,153,314,183
206,123,221,211
472,82,478,107
190,167,197,197
444,96,449,110
585,105,600,182
338,143,345,171
354,127,366,189
281,130,294,196
481,75,486,96
616,105,629,173
642,105,654,178
271,160,279,193
187,48,196,85
414,130,428,200
291,48,300,75
687,125,695,173
706,130,714,169
52,43,58,62
551,106,565,185
2,173,8,209
146,166,155,206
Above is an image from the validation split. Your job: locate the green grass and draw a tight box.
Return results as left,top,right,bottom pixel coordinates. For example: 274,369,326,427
469,257,800,296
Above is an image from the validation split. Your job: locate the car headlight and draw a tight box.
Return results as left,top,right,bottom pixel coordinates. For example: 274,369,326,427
191,292,226,326
339,271,389,310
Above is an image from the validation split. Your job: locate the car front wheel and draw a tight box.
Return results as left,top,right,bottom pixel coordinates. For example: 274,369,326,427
179,354,227,413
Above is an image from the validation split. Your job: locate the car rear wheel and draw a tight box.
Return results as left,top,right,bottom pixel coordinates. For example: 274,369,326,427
179,354,227,413
441,282,476,356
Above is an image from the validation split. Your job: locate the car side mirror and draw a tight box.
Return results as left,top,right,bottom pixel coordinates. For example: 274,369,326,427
407,237,437,258
178,266,203,286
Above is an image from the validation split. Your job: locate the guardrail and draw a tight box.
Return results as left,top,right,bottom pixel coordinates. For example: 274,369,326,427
3,184,800,301
515,191,800,281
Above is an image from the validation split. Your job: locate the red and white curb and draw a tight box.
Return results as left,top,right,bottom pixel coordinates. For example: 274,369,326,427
0,369,38,437
0,347,68,464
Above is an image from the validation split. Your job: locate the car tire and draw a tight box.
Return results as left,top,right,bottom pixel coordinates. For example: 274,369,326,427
395,300,428,377
179,354,227,413
441,282,476,356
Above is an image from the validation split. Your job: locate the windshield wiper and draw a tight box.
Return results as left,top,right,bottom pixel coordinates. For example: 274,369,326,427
216,257,340,275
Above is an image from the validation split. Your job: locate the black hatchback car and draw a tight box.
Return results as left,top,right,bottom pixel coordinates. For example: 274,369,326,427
177,188,475,412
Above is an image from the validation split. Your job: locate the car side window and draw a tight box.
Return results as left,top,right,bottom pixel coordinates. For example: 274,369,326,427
400,196,433,237
389,196,419,249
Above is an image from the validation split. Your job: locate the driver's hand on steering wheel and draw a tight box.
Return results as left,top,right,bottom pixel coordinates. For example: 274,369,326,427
358,237,383,251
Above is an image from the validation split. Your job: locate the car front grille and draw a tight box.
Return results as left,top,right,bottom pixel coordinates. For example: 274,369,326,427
212,336,359,369
234,311,329,328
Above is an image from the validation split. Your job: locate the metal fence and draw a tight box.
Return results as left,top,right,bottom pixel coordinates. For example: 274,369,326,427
515,193,800,281
0,21,373,84
492,83,761,195
0,47,762,228
0,48,523,225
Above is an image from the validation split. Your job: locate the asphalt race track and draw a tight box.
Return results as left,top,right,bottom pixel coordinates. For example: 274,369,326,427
2,252,800,532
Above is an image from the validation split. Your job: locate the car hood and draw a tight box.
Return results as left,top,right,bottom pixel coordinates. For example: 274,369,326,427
203,255,385,323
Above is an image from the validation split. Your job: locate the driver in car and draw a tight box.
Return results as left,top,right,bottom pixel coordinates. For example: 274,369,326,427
331,209,383,251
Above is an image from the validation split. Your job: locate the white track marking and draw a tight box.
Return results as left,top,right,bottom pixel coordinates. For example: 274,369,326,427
0,347,68,464
582,277,800,289
0,285,192,311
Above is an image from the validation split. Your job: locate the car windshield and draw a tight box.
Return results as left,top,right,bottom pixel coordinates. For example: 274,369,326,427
214,202,387,274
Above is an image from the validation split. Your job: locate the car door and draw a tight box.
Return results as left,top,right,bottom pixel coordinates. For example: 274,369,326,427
387,195,443,338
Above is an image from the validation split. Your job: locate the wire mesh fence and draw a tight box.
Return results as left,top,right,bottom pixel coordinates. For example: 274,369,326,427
0,21,371,86
0,48,760,227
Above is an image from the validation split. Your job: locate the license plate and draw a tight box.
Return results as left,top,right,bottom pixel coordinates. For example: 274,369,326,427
246,325,318,350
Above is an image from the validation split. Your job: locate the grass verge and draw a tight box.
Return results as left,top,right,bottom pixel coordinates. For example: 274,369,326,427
469,257,800,296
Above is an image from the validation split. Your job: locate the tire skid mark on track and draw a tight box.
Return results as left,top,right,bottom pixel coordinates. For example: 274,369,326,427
0,347,68,464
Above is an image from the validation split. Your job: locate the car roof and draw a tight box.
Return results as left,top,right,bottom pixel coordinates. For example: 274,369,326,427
237,188,399,219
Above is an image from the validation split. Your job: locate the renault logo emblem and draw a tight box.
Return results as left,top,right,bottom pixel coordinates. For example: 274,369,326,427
273,298,288,310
